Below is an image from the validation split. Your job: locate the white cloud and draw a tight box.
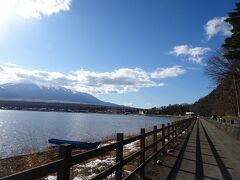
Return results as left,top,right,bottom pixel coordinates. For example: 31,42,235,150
0,0,72,19
73,68,157,94
170,45,211,65
0,64,185,94
204,17,232,40
4,62,17,67
151,66,186,79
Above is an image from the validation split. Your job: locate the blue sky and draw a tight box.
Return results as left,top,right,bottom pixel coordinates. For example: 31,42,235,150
0,0,238,108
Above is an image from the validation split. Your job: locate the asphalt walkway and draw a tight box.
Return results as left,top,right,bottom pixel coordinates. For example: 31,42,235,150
140,118,240,180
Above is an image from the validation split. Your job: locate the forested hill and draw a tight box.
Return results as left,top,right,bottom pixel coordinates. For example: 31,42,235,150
192,79,238,117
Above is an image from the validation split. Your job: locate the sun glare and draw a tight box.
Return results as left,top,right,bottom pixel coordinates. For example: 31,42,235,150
0,1,15,27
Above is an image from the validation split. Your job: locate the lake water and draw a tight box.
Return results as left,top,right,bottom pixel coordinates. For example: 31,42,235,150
0,110,175,158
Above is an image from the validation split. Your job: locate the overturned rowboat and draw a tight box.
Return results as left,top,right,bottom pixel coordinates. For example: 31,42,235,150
48,139,101,150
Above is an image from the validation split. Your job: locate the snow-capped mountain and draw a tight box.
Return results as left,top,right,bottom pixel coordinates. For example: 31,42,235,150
0,83,115,106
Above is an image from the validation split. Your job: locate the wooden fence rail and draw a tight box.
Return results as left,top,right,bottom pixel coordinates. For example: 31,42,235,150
0,117,196,180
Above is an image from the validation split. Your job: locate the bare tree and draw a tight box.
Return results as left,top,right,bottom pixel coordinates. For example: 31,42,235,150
205,49,240,117
205,50,229,83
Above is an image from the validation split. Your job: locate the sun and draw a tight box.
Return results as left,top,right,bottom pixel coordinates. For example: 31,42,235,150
0,1,16,27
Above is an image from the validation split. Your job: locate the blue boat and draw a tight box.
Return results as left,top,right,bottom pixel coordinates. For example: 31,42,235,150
48,139,101,150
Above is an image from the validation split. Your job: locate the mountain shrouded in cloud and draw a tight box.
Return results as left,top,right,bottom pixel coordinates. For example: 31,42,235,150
0,83,114,106
0,64,186,95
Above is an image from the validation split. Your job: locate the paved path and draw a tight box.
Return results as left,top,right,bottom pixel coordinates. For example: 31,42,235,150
140,118,240,180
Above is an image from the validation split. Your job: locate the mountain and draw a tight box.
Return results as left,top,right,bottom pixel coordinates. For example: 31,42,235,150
0,83,115,106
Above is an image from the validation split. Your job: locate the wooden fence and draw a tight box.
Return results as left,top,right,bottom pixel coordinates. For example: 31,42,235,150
0,117,196,180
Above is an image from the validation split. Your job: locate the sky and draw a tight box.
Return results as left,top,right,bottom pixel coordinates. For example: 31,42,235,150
0,0,238,108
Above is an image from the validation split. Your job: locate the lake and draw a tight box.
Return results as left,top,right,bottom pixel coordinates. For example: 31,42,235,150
0,110,175,158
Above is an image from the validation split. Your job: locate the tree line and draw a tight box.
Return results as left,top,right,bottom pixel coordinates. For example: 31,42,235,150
193,3,240,117
146,104,191,116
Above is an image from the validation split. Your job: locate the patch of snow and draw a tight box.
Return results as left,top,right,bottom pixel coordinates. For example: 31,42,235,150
72,156,116,179
72,173,98,180
124,141,138,152
45,176,57,180
88,173,98,179
72,177,82,180
167,149,176,154
76,157,115,170
99,141,115,147
104,172,115,179
124,170,132,175
72,176,84,180
100,140,138,153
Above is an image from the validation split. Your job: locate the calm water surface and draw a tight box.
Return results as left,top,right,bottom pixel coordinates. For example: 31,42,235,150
0,110,175,158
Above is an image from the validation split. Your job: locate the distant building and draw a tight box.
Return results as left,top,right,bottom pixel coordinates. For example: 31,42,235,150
139,110,145,115
185,112,195,116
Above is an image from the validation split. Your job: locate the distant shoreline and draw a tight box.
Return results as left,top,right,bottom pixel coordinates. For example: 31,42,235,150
0,99,139,115
0,108,186,119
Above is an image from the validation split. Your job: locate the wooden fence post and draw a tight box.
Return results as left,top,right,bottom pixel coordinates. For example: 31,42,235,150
57,144,72,180
180,120,184,133
182,120,186,131
167,123,170,143
171,122,174,142
162,124,165,155
140,128,145,177
174,122,177,139
153,125,157,163
115,133,124,180
188,118,191,127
